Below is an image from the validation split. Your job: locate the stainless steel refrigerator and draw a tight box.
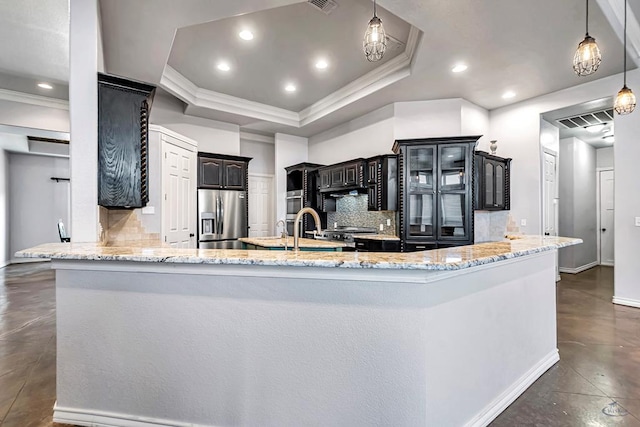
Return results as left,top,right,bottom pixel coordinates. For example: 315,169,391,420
197,189,247,249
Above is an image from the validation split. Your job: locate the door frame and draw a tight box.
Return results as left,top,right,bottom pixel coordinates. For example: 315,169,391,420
540,146,559,281
248,172,275,236
161,133,198,248
596,167,614,266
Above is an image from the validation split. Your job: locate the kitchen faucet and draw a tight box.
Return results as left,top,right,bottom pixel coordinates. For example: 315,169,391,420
293,207,322,251
276,219,288,239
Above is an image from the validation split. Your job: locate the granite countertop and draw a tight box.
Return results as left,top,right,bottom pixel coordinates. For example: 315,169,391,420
16,236,581,271
353,234,400,241
239,236,347,248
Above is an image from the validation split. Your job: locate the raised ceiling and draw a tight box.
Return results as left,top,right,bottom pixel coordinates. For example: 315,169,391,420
167,0,412,111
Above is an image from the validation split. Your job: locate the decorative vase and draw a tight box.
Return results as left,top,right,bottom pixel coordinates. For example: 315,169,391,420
490,140,498,155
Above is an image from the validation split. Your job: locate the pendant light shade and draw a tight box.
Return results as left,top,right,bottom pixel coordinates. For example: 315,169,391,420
573,0,601,76
363,0,386,62
614,0,636,115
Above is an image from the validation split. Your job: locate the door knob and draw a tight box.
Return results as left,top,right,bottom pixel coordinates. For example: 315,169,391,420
189,233,195,237
601,228,606,232
544,232,550,236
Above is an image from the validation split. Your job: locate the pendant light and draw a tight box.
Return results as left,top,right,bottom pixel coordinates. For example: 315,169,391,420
573,0,602,76
614,0,636,115
363,0,386,62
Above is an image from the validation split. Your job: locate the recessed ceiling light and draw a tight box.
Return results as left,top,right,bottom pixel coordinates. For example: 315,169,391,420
217,62,231,72
239,30,254,41
315,59,329,70
585,124,605,133
37,83,53,90
284,83,297,93
502,91,516,99
451,64,468,73
603,135,615,143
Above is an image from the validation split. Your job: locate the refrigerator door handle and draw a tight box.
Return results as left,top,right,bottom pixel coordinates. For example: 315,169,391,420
220,198,224,236
216,196,221,235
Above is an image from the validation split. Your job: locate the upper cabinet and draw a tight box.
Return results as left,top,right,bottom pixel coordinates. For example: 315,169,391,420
98,73,156,209
366,155,398,211
474,151,511,211
317,159,366,192
393,136,480,252
198,153,251,190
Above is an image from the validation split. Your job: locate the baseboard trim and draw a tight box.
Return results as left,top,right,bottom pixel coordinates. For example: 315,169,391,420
559,261,598,274
54,404,216,427
464,349,560,427
612,297,640,309
600,262,614,267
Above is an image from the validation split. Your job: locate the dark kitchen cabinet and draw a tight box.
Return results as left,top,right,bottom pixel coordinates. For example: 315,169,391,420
393,136,480,252
284,162,327,231
318,159,366,192
98,73,156,208
474,151,511,211
354,237,400,252
366,155,398,211
198,153,251,190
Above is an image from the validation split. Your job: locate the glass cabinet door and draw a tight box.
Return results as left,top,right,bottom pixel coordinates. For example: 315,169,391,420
485,161,494,208
495,163,504,207
406,147,435,238
437,144,470,240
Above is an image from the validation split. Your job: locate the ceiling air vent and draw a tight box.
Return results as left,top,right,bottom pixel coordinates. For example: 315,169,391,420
385,34,406,52
556,108,614,129
307,0,338,15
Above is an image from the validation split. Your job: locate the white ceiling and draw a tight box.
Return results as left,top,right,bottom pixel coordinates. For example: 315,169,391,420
0,0,637,140
0,0,69,84
167,0,411,111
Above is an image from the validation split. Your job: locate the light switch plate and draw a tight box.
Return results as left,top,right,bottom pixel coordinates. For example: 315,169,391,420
141,206,155,215
635,217,640,227
379,224,384,231
386,219,391,226
520,219,527,226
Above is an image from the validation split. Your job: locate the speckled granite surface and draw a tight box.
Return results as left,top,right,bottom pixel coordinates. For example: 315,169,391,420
16,236,581,271
240,237,346,248
354,235,400,241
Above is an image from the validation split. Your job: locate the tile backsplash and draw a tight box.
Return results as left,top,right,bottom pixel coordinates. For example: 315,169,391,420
326,195,396,235
474,211,511,242
99,207,160,243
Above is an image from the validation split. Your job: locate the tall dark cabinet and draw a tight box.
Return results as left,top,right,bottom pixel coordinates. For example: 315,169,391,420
393,136,480,252
285,162,326,234
366,155,398,211
474,151,511,211
98,73,156,208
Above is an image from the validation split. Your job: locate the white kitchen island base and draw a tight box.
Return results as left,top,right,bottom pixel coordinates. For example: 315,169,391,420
49,249,558,427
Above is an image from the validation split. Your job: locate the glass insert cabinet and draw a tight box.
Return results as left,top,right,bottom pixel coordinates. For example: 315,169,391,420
474,151,512,211
393,136,480,252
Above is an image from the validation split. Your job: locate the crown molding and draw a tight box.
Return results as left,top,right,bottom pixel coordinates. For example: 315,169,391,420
159,26,422,128
0,88,69,110
596,0,640,66
239,131,275,144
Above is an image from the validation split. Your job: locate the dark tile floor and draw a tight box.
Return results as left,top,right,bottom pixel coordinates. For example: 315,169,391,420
0,263,638,426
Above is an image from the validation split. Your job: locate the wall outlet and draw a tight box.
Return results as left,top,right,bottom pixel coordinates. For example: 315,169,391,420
379,223,384,231
635,217,640,227
386,219,391,226
520,219,527,226
334,222,338,229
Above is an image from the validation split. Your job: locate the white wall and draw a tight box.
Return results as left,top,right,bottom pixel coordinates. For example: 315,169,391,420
558,138,597,271
274,133,307,222
308,99,489,165
461,100,490,151
0,150,7,266
596,146,614,168
0,99,69,132
240,139,275,175
613,70,640,307
9,153,70,261
489,72,622,236
69,0,99,242
150,94,240,155
540,119,560,153
308,104,395,164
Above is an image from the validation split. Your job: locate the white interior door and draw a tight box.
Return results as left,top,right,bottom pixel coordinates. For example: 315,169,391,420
163,141,196,248
543,151,558,237
248,174,273,237
599,169,614,265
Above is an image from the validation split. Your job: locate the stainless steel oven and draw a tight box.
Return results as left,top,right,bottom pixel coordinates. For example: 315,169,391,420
286,190,303,215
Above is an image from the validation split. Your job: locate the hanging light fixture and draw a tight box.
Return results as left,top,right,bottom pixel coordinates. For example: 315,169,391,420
363,0,386,62
614,0,636,115
573,0,602,76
